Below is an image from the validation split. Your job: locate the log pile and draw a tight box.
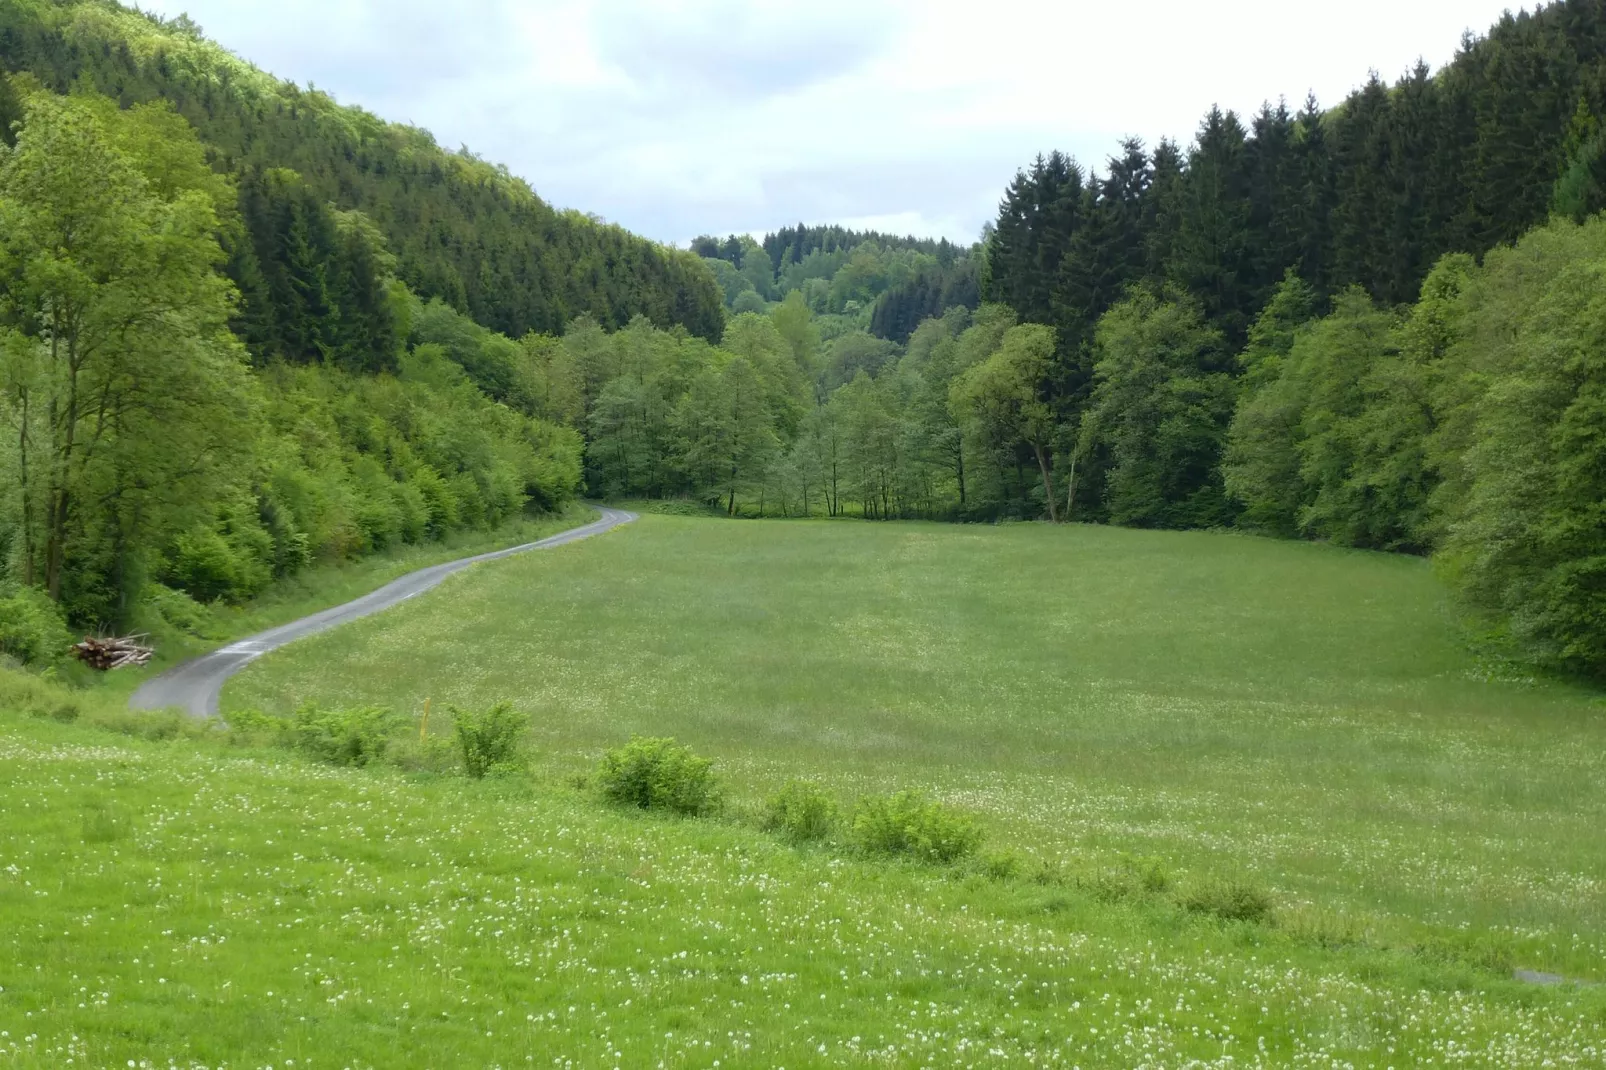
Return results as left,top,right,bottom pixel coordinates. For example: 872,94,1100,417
73,635,154,671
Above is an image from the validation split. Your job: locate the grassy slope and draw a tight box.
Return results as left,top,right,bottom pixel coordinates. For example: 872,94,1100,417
227,516,1606,975
2,515,1604,1065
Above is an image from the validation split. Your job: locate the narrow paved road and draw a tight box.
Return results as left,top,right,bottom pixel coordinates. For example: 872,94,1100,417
130,506,637,718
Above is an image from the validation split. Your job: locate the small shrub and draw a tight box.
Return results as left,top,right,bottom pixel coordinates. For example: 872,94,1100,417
1132,857,1171,894
0,585,72,667
0,665,81,722
1086,856,1171,902
1179,879,1274,924
979,850,1022,881
290,702,397,767
451,701,528,778
762,780,839,843
139,583,221,640
850,790,982,865
595,735,720,816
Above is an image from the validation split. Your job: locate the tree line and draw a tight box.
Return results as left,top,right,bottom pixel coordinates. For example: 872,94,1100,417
571,1,1606,676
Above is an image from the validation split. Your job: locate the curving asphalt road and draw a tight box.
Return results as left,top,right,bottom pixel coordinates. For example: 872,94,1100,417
130,506,637,718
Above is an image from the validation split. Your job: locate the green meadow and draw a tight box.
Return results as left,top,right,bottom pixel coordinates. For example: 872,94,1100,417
4,514,1605,1066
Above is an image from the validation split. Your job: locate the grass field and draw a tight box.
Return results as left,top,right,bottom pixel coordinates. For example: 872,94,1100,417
4,514,1606,1066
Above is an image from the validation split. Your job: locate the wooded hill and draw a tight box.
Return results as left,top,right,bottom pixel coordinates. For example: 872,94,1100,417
0,0,724,342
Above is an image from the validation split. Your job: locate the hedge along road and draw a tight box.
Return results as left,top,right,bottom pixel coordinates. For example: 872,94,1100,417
130,506,638,718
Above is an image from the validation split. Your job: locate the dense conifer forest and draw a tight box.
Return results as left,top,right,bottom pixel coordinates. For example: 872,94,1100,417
0,0,1603,679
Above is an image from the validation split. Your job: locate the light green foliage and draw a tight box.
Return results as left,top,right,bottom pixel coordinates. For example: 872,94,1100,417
762,779,839,843
1081,290,1235,528
451,701,528,779
1431,218,1606,672
290,701,397,767
0,88,582,632
595,735,720,816
0,91,255,620
850,790,982,864
1227,288,1432,550
951,321,1062,519
0,583,71,666
1287,290,1408,547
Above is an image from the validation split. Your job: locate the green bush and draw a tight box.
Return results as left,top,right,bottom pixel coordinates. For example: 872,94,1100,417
762,780,839,843
595,735,720,815
451,701,528,778
849,790,982,864
0,663,81,721
139,583,221,639
0,585,73,667
165,523,271,604
1179,879,1274,924
290,702,397,767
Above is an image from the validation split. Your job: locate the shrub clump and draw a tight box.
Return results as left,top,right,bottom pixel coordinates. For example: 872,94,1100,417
0,585,72,667
1179,879,1274,924
850,790,982,864
451,701,528,778
762,780,839,843
0,663,81,722
290,702,397,767
595,735,719,816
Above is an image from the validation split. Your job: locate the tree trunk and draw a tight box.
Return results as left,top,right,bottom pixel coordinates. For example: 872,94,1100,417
1033,442,1058,523
17,385,33,586
956,439,966,508
1064,453,1078,522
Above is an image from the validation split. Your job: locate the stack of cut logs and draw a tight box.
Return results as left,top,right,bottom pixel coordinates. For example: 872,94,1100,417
73,635,154,671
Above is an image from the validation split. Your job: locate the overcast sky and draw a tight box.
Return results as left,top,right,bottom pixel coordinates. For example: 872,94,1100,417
141,1,1520,246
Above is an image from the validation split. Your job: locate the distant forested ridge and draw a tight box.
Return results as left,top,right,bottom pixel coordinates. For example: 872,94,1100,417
0,0,724,341
690,224,981,343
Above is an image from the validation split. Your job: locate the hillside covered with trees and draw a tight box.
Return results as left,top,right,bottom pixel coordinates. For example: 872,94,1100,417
2,0,1604,680
0,0,724,341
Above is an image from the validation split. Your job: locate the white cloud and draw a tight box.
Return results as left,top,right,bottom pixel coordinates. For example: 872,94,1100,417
142,0,1520,244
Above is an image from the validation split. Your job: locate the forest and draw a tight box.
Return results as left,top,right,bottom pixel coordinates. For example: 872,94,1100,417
0,0,1604,680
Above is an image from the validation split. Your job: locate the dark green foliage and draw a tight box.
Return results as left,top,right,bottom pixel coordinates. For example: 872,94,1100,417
762,780,839,843
760,223,960,272
1179,879,1274,924
0,0,724,342
595,736,720,816
980,0,1606,415
450,701,527,779
290,702,397,767
868,260,980,343
849,790,982,864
